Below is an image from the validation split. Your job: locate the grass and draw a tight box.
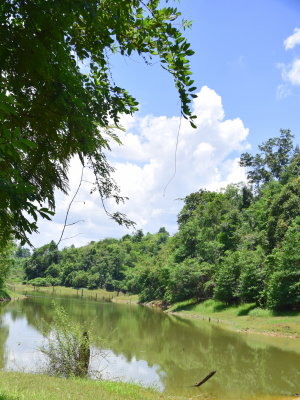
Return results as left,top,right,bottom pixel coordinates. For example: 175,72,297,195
167,299,300,337
0,371,165,400
0,393,17,400
11,284,118,300
112,293,139,304
167,298,198,312
7,284,140,306
0,371,296,400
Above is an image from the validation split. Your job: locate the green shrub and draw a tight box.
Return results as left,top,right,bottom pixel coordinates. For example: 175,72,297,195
28,277,50,287
41,305,92,378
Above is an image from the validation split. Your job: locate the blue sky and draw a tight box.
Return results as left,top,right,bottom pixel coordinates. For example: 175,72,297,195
112,0,300,146
31,0,300,248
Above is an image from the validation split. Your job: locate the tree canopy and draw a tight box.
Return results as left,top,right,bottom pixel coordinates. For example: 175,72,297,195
0,0,196,246
239,129,297,189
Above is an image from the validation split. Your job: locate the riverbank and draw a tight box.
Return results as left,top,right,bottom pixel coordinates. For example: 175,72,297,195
10,284,118,300
9,283,140,305
0,371,165,400
166,299,300,338
0,371,296,400
111,294,139,304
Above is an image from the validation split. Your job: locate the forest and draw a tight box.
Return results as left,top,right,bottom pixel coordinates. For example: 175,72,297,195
15,130,300,311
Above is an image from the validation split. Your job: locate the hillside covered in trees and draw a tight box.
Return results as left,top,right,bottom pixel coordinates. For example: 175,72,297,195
20,130,300,311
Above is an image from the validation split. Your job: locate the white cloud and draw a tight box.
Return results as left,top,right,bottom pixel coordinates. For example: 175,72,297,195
29,86,249,248
277,28,300,96
284,28,300,50
276,83,292,99
280,59,300,86
285,59,300,85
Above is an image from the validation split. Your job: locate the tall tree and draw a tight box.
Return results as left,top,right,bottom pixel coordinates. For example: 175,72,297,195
0,0,196,246
239,129,295,189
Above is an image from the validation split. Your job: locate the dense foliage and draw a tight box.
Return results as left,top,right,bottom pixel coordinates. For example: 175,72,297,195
0,241,15,294
21,131,300,311
23,228,170,293
0,0,196,247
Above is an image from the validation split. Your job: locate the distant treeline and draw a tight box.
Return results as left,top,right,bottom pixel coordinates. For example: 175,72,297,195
19,130,300,310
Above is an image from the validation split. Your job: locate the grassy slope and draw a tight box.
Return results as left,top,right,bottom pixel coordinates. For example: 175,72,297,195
0,372,165,400
168,299,300,337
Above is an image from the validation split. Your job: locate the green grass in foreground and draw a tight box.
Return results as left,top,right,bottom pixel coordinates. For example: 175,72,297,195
0,372,294,400
168,299,300,337
0,372,164,400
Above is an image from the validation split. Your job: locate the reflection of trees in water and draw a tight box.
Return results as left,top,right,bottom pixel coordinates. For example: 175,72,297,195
0,304,9,369
8,298,52,334
12,297,300,398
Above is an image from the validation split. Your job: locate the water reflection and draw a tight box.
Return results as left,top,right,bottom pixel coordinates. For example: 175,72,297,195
1,296,300,399
2,312,45,372
0,299,165,390
94,351,164,390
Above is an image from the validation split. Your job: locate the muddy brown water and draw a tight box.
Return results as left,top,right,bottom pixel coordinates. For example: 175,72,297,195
0,295,299,399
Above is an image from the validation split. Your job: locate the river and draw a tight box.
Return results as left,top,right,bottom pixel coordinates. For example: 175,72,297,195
0,295,299,399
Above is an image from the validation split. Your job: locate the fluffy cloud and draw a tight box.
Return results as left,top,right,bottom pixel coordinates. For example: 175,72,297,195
280,59,300,86
29,86,249,248
284,28,300,50
278,28,300,94
276,83,292,99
